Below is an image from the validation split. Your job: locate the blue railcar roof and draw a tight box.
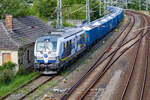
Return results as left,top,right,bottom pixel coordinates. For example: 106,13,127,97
82,6,123,31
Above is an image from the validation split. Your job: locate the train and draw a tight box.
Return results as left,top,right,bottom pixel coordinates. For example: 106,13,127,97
34,6,124,74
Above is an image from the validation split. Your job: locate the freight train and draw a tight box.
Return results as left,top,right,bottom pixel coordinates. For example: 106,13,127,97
34,6,123,74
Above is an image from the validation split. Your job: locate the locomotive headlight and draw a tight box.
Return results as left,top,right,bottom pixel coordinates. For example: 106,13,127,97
36,56,43,60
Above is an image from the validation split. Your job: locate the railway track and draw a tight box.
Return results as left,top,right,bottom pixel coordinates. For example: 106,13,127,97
60,11,148,100
120,14,150,100
78,12,147,100
1,75,55,100
141,19,150,100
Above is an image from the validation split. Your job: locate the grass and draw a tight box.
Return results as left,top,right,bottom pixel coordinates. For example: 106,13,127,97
0,71,39,97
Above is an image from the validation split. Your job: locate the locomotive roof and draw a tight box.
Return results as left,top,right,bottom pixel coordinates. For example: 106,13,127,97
37,27,83,41
37,34,61,42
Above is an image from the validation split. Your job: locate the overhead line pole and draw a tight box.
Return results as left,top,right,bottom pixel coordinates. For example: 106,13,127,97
110,0,112,6
99,0,102,16
146,0,148,12
116,0,118,6
86,0,90,23
56,0,63,29
108,0,110,6
126,0,128,9
104,0,106,15
56,0,59,29
139,0,141,10
60,0,63,29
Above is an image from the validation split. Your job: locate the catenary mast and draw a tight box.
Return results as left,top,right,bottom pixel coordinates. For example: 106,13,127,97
139,0,141,10
86,0,90,23
56,0,63,29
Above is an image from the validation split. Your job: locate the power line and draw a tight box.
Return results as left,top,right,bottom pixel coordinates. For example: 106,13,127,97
70,5,86,14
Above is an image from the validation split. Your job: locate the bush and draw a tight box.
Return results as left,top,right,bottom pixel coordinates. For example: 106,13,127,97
3,62,16,69
0,62,16,83
0,69,14,83
0,62,16,71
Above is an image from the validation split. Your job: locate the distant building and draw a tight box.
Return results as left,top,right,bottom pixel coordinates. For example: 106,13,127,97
0,15,54,70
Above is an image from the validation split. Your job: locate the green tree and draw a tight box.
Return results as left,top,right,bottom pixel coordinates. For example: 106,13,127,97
90,0,101,21
128,0,140,10
33,0,57,18
0,0,29,19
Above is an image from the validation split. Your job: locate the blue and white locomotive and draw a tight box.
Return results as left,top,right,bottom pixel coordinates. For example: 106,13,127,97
34,6,123,74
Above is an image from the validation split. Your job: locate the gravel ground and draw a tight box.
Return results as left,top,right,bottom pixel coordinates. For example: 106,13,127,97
29,15,130,100
100,70,122,100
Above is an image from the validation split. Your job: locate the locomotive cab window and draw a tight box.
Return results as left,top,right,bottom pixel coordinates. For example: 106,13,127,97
36,39,57,52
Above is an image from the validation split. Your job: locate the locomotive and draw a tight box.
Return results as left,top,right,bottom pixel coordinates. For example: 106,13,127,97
34,6,123,74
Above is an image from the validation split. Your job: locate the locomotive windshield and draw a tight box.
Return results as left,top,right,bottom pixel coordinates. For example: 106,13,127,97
37,40,57,52
36,35,61,52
